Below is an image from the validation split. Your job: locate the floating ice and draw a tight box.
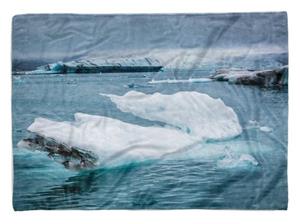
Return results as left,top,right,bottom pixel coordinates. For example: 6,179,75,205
148,78,212,84
217,146,259,168
25,113,198,167
165,140,261,169
20,91,243,168
259,126,273,132
101,91,242,140
245,120,273,133
217,154,259,168
210,66,288,87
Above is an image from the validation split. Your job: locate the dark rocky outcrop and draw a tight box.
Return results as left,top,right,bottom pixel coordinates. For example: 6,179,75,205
210,66,288,87
19,134,98,170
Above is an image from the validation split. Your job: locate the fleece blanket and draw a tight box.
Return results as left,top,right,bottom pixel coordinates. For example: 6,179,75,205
12,13,288,210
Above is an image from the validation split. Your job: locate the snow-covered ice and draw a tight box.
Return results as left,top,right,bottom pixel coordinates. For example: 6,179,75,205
101,91,242,140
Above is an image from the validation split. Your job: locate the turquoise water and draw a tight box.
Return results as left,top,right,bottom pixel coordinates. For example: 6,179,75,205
12,70,288,210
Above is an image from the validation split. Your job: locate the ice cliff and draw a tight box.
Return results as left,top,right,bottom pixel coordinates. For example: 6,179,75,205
19,57,163,75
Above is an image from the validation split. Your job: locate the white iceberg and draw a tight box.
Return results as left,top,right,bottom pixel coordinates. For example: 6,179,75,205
20,91,243,168
101,91,242,140
23,113,197,167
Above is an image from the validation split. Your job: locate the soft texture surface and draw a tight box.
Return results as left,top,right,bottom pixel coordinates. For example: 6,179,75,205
12,13,288,210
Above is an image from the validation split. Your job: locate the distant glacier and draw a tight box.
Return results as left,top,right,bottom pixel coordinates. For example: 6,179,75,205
14,57,163,75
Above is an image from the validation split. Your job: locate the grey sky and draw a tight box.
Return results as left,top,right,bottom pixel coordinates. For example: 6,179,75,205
12,12,288,61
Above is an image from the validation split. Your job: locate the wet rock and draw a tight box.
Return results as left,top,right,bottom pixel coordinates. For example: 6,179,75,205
18,134,98,170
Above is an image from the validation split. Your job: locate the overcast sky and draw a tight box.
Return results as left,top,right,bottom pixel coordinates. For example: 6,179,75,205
12,13,288,61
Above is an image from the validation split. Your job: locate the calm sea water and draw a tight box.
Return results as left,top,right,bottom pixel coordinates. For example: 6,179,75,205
12,69,288,210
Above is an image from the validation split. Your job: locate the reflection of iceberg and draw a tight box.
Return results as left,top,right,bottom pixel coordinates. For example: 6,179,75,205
19,91,242,169
19,58,163,75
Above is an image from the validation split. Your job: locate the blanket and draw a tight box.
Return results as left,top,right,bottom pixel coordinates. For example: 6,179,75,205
12,13,288,210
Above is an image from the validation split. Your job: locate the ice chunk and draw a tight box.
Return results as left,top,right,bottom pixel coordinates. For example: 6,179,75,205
25,113,198,167
216,146,259,168
259,126,273,132
210,66,288,87
245,120,273,133
148,78,212,84
164,140,262,169
101,91,242,140
21,91,243,168
217,153,259,168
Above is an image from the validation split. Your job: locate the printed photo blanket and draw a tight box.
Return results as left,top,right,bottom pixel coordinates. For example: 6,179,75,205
12,13,288,210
